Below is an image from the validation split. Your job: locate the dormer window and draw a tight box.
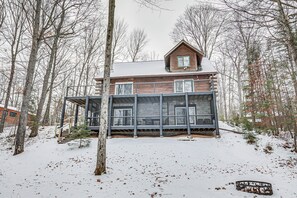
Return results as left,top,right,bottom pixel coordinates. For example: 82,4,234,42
177,56,190,67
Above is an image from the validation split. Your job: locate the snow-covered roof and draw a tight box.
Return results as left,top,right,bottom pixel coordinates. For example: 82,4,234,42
0,104,19,112
95,57,217,79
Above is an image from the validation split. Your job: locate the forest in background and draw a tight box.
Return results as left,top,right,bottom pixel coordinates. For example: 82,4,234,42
0,0,296,147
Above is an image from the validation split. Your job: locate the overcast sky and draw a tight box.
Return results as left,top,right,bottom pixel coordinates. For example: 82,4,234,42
115,0,199,58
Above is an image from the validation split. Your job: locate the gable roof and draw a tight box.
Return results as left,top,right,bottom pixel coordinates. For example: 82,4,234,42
164,40,204,59
95,57,217,80
95,40,216,80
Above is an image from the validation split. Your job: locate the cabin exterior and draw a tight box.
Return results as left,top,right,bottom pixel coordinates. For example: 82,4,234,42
0,105,33,127
61,40,219,137
0,105,20,126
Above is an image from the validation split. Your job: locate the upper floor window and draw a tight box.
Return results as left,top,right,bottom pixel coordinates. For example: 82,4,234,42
115,83,133,95
9,112,17,117
177,56,190,67
174,80,194,93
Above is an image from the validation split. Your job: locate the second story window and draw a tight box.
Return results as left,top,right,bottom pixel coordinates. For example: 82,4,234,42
174,80,194,93
177,56,190,67
9,112,17,117
115,83,133,95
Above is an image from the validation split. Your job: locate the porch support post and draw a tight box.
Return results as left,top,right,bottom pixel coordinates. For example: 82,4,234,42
108,95,113,138
185,92,191,135
212,91,220,136
59,97,67,137
74,104,79,127
85,96,89,125
160,94,163,137
134,95,138,137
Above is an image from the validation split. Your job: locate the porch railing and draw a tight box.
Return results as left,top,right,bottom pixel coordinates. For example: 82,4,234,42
87,114,214,127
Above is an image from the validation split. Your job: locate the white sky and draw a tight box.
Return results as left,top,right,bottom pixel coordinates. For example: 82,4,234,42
115,0,199,57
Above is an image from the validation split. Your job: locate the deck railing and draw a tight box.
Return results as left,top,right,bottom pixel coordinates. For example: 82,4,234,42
65,79,217,98
87,114,214,127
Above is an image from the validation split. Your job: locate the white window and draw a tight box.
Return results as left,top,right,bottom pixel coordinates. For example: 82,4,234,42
177,56,190,67
115,83,133,95
174,80,194,93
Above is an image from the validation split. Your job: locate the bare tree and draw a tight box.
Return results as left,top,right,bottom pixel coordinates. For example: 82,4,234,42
29,0,68,137
0,0,26,133
94,0,115,175
222,0,297,148
127,28,148,62
111,18,128,63
94,0,170,175
14,0,43,155
0,0,5,30
171,4,227,59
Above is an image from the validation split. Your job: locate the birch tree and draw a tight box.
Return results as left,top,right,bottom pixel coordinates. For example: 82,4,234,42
94,0,166,175
94,0,115,175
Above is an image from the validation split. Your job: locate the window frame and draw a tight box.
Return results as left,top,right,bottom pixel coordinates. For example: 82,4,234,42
9,111,17,117
113,107,133,126
115,82,133,95
174,79,194,93
177,55,190,67
174,105,196,125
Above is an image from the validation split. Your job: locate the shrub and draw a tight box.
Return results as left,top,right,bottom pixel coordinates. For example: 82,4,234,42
240,117,253,131
263,143,273,154
244,132,258,144
69,124,91,148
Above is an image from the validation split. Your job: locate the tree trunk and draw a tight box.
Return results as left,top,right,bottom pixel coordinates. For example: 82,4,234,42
0,1,24,133
14,0,42,155
94,0,115,175
43,51,57,126
0,56,16,133
30,4,65,137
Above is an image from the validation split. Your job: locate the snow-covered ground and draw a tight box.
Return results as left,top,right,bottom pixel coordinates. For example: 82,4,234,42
0,123,296,198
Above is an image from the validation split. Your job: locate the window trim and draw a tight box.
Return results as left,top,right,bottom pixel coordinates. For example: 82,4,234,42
174,79,194,93
177,55,190,67
9,111,17,117
115,82,133,95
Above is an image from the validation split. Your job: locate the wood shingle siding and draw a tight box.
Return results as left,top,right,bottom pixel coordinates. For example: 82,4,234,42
169,43,200,72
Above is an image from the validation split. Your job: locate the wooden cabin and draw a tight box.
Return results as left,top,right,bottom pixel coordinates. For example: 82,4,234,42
0,105,33,127
61,40,219,137
0,105,20,126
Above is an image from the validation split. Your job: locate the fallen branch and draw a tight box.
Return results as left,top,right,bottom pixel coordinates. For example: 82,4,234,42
219,128,245,134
